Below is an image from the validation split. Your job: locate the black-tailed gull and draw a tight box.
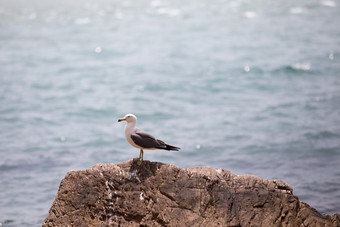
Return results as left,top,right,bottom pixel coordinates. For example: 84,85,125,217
118,113,180,165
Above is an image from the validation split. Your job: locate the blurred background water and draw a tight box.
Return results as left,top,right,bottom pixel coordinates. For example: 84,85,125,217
1,0,340,225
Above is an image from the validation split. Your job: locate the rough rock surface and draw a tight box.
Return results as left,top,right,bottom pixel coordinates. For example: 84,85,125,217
43,159,340,227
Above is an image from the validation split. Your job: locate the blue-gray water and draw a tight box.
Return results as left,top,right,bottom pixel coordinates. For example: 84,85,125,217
1,0,340,225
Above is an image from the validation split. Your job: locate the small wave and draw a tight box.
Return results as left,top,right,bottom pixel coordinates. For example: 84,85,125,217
320,0,336,7
305,130,340,140
291,63,311,71
271,63,315,75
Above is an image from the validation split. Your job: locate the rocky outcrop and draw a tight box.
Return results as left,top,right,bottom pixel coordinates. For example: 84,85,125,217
43,159,340,227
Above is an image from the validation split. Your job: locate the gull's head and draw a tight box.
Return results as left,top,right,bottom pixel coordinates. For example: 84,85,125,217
118,113,137,123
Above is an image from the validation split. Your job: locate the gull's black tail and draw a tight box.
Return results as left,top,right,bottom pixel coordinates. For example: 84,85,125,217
164,144,180,151
156,139,180,151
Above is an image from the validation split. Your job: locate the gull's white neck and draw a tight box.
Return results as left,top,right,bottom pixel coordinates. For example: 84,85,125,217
124,121,136,134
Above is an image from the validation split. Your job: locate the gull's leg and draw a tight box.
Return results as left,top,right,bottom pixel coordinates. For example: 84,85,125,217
138,149,142,160
137,149,144,165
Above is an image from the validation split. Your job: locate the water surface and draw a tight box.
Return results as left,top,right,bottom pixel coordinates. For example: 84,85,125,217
1,0,340,225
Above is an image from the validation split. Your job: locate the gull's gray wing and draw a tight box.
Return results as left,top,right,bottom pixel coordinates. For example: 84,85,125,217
130,129,166,149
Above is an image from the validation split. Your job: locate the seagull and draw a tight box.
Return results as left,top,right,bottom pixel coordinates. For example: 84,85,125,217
118,114,180,165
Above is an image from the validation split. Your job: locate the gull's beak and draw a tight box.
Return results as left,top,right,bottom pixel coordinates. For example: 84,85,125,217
118,118,126,122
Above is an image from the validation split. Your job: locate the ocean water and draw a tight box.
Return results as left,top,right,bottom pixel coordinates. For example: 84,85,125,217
1,0,340,225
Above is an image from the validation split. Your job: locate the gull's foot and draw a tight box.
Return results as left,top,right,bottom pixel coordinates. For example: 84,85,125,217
137,159,143,166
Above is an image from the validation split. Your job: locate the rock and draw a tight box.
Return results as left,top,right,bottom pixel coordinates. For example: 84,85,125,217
43,159,340,227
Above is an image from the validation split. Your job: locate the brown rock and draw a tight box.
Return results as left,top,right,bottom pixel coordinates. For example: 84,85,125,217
43,159,340,227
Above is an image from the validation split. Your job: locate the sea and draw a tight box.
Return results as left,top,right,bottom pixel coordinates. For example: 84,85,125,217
0,0,340,225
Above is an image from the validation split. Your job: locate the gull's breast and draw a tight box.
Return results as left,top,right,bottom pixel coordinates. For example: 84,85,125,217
125,128,142,149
